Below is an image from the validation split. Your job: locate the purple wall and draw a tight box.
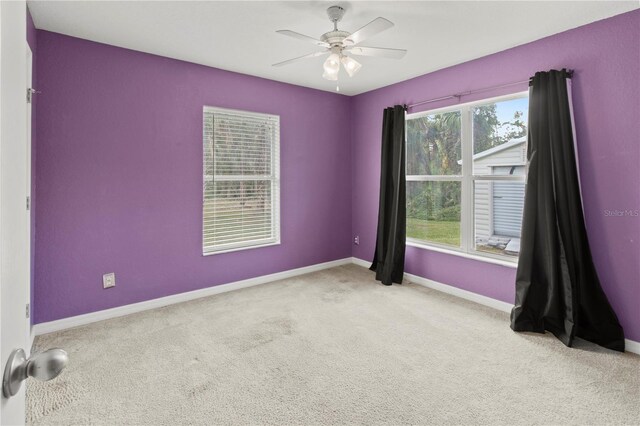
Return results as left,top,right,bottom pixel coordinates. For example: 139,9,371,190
27,7,37,321
34,10,639,343
34,31,352,323
351,10,640,341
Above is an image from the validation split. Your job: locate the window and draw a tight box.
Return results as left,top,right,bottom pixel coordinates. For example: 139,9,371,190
406,93,528,261
203,107,280,254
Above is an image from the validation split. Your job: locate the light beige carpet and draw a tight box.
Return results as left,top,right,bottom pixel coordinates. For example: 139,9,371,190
29,265,640,425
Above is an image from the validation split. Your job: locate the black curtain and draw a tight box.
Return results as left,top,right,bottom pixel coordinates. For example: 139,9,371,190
511,69,625,352
370,105,406,285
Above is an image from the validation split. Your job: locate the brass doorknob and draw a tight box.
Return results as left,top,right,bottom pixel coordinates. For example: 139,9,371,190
3,348,68,398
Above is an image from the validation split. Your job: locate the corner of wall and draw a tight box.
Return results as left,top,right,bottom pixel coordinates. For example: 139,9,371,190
348,95,357,258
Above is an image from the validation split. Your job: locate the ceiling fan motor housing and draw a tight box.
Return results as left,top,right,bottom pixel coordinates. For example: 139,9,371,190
321,30,351,48
326,5,346,23
323,6,350,48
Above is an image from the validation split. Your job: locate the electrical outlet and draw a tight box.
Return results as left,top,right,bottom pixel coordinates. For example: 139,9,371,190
103,273,116,289
354,235,360,245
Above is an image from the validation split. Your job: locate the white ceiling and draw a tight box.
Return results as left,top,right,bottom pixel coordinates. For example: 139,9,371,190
28,1,638,96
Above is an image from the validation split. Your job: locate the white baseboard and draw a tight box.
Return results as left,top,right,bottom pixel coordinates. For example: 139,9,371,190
350,257,640,355
351,257,370,269
403,271,514,313
32,257,353,337
624,339,640,355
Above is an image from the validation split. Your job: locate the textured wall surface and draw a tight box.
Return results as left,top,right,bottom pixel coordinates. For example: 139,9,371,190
351,10,640,341
34,31,352,323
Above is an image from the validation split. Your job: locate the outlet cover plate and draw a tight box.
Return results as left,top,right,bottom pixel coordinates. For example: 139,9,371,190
103,273,116,289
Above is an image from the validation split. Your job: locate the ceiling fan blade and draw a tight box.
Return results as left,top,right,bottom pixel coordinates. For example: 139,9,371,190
346,46,407,59
344,17,394,46
276,30,330,48
272,50,329,67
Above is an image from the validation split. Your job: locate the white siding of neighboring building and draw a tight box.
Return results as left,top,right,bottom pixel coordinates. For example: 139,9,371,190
474,180,492,244
473,141,526,243
493,172,525,237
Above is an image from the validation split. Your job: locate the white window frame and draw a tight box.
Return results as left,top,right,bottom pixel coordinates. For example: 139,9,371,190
202,106,281,255
405,91,528,266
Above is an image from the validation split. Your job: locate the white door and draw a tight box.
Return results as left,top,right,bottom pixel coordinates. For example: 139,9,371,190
0,1,31,424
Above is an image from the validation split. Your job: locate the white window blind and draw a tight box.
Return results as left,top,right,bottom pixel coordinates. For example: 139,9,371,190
203,106,280,254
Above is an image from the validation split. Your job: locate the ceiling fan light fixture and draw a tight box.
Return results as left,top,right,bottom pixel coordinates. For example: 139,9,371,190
322,52,341,80
323,53,341,73
341,55,362,77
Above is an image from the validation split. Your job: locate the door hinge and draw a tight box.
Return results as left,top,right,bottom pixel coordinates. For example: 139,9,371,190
26,88,39,104
26,303,30,319
26,196,30,211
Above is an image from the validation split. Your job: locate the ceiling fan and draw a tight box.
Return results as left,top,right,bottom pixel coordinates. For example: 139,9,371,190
273,5,407,84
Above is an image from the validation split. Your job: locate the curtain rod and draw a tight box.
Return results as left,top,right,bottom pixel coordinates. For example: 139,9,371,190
406,69,573,110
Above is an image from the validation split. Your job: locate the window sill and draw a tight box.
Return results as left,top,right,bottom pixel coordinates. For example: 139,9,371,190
203,240,280,256
406,240,518,269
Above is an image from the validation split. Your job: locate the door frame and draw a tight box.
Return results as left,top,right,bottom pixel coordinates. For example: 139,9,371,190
26,43,32,344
